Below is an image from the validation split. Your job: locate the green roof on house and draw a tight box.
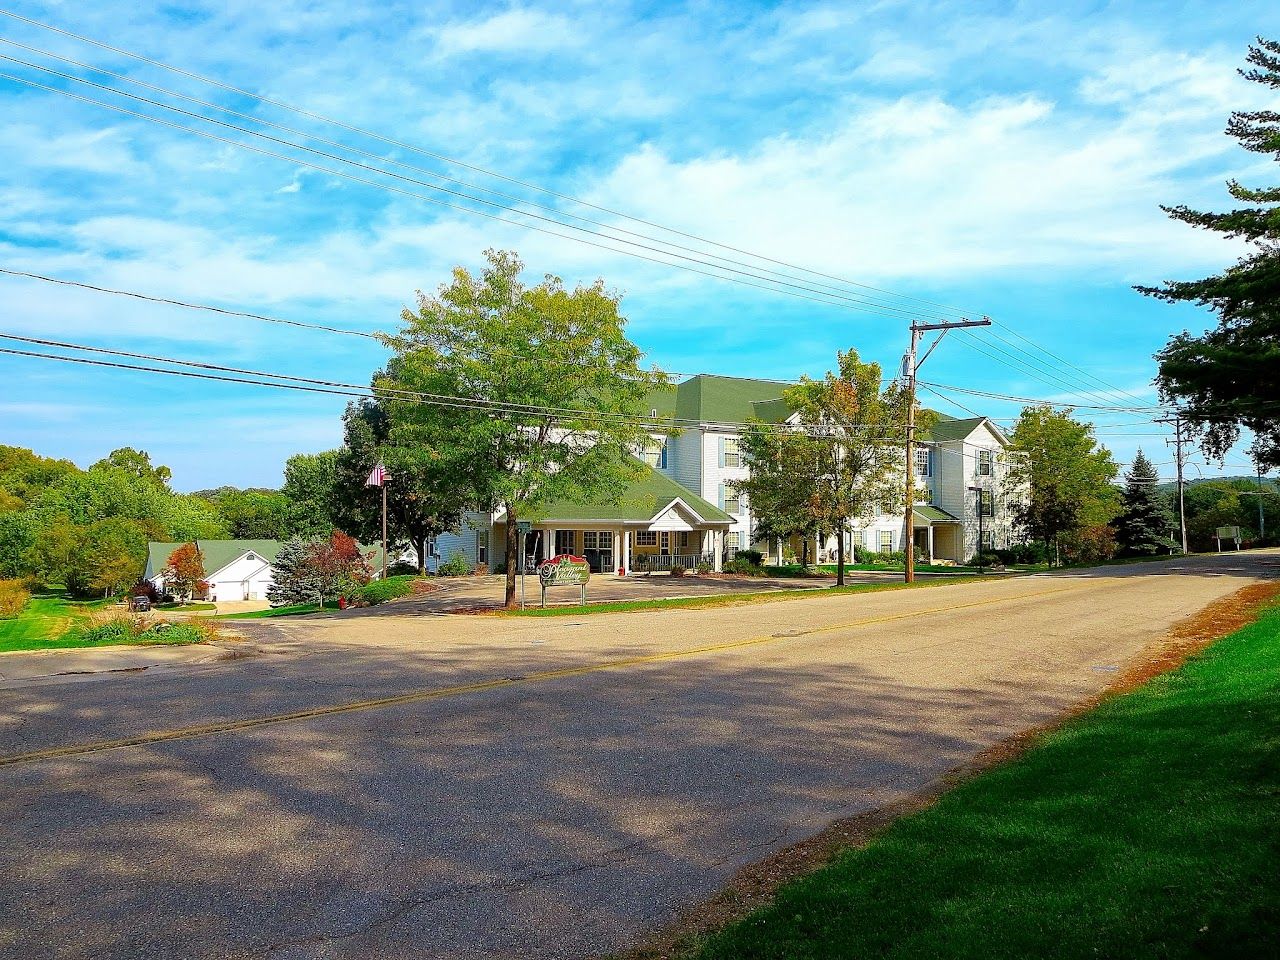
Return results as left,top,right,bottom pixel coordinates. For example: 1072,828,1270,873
675,374,795,425
919,415,988,442
913,505,961,523
146,539,390,578
146,539,283,578
516,461,734,524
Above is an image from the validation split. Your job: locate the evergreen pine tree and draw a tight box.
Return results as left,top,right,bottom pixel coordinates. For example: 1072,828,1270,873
1138,38,1280,466
1115,450,1176,556
267,535,318,607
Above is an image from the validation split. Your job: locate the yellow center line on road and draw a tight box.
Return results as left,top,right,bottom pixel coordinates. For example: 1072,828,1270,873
0,582,1087,768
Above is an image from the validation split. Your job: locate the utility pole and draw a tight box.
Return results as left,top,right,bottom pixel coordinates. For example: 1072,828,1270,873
903,316,992,583
1161,415,1189,554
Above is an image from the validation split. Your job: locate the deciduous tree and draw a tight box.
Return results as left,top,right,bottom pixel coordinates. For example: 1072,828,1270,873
163,542,205,600
382,249,667,608
1004,405,1120,564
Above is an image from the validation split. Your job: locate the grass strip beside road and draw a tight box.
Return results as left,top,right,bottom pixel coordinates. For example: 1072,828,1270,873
679,599,1280,960
215,603,323,620
497,575,993,617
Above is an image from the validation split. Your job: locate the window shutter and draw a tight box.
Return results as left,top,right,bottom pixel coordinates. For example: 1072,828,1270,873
718,483,725,510
718,436,725,468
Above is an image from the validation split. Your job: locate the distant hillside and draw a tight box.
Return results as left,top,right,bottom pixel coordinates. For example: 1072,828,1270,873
190,486,280,498
1153,476,1279,495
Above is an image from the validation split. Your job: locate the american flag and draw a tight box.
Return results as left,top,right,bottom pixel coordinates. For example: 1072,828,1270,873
365,463,390,487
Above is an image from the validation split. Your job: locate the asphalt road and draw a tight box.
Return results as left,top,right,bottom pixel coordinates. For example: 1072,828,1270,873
2,551,1276,959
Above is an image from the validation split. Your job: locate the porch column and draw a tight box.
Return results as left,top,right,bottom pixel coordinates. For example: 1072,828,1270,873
613,530,623,575
545,529,556,561
621,529,631,574
713,530,724,572
927,525,935,564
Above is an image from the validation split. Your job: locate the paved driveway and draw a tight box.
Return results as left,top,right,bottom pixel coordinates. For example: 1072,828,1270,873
1,551,1275,959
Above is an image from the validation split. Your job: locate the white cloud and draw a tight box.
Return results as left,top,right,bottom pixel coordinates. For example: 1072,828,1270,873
429,7,585,57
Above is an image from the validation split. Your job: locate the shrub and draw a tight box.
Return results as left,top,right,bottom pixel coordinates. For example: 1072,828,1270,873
61,612,218,647
438,551,473,577
723,557,766,575
696,562,713,575
0,578,30,619
966,551,1005,567
669,564,686,578
128,580,160,601
387,560,419,577
348,575,416,606
736,549,764,567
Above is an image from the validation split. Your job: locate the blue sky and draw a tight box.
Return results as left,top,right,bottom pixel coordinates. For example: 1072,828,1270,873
1,0,1276,490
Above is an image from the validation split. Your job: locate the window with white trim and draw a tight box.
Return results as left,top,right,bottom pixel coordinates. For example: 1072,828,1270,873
723,437,742,468
878,530,893,553
636,531,657,546
979,489,995,517
679,531,690,548
476,530,488,564
915,447,930,477
977,449,994,477
726,532,740,549
724,487,741,514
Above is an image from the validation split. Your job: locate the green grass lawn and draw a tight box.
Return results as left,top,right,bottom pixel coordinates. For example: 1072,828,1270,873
215,603,323,620
815,562,985,575
685,601,1280,960
501,576,986,617
0,593,205,653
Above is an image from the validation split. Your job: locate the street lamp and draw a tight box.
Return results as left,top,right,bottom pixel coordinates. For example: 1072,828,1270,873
968,485,985,573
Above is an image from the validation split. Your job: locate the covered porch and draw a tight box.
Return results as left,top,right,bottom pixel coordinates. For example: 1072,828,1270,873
495,463,736,576
912,506,964,563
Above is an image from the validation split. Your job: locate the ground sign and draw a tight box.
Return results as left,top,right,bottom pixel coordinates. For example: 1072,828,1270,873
538,554,590,607
1215,526,1241,552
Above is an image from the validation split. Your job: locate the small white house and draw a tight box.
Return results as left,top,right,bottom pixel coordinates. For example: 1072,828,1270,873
144,540,282,602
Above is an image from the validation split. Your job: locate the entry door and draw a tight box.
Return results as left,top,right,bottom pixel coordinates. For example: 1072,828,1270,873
660,532,671,556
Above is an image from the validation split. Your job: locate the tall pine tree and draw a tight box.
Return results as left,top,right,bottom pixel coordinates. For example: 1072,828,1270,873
1115,450,1176,556
1138,38,1280,466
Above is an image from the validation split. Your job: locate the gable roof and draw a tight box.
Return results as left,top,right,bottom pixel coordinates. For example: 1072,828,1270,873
147,539,283,579
675,374,794,425
515,461,734,524
918,415,1008,443
146,539,390,579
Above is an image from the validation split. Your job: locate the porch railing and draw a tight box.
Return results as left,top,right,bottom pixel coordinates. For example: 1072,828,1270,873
633,553,711,572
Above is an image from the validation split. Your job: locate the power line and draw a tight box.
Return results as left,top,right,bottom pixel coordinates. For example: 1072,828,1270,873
0,36,968,324
0,7,985,320
0,266,382,340
1,68,941,321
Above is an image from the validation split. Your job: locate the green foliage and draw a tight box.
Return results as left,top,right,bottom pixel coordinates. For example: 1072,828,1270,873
1139,39,1280,467
1115,450,1177,555
281,451,340,539
1177,477,1280,550
90,447,172,488
382,249,668,607
735,549,764,567
198,488,292,539
1004,405,1120,562
735,349,917,585
66,518,150,597
695,561,713,575
347,574,417,606
669,564,687,577
61,615,210,648
437,551,473,577
722,557,766,575
0,578,30,618
331,399,468,573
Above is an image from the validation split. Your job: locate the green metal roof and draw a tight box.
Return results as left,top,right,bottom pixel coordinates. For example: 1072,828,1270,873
674,374,794,425
146,540,283,578
913,506,961,523
519,461,734,524
146,539,389,578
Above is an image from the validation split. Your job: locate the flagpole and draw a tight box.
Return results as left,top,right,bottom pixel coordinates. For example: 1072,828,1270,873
381,481,388,580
